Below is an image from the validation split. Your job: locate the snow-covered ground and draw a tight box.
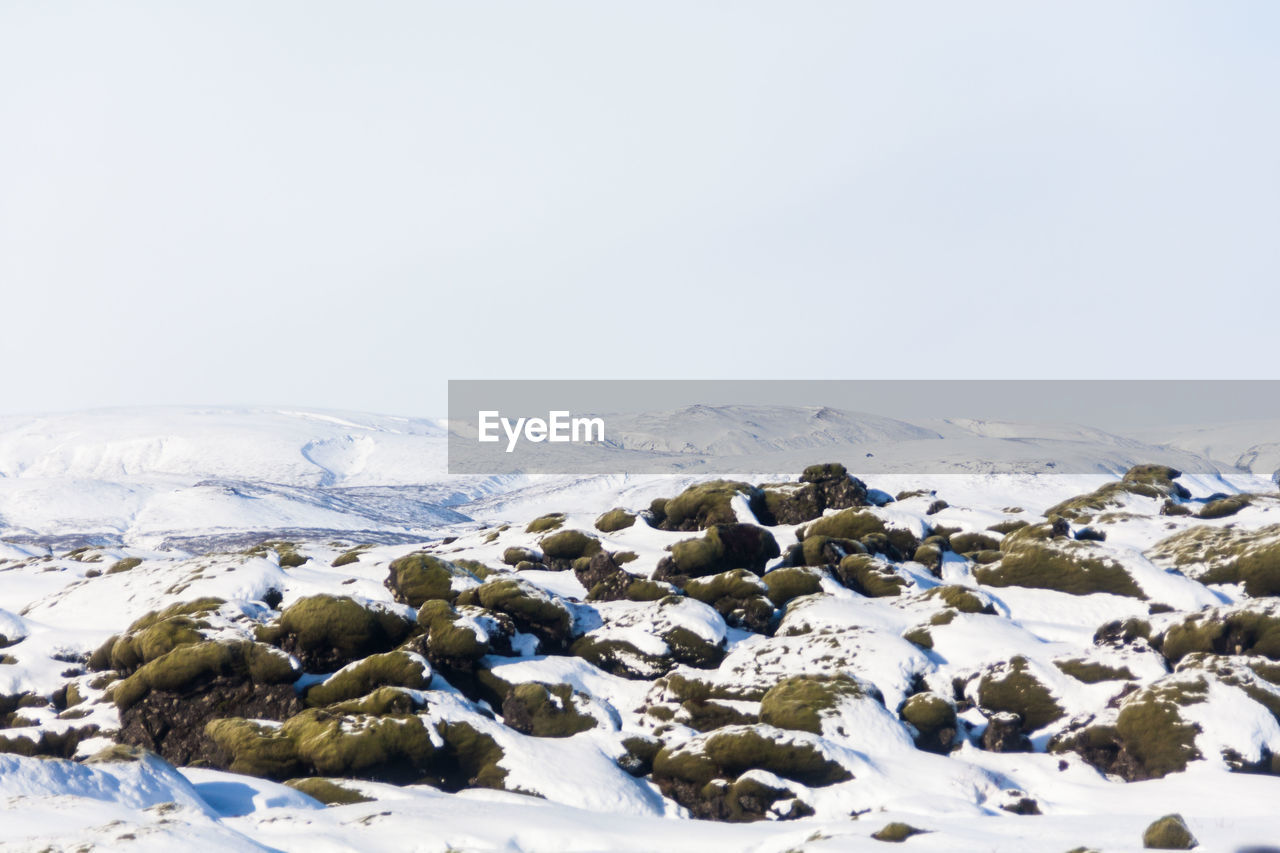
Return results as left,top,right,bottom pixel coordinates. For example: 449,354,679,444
4,408,1280,851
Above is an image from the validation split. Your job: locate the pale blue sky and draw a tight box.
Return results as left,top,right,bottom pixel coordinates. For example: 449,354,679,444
2,2,1277,416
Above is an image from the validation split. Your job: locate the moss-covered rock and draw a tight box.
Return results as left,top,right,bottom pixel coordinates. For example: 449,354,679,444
925,585,996,615
538,529,603,563
1147,524,1280,597
303,651,430,707
1160,602,1280,664
656,524,781,583
1046,465,1190,523
436,720,509,790
762,566,824,607
284,777,374,805
899,693,957,754
594,508,637,533
760,674,878,735
456,578,572,652
256,595,414,671
658,481,763,531
501,681,597,737
283,708,438,782
759,464,869,526
331,549,363,568
1198,495,1250,519
107,557,143,575
835,555,907,597
384,553,479,607
526,513,565,534
872,822,926,842
653,724,852,790
113,640,298,712
205,718,301,779
949,531,1002,554
799,535,867,567
1142,813,1198,849
685,570,775,633
976,655,1064,733
976,538,1145,599
1054,658,1137,683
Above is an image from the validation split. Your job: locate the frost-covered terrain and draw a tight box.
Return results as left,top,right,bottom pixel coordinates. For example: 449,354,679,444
5,410,1280,851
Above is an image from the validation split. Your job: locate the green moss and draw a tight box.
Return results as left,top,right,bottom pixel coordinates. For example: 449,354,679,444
926,585,996,615
949,531,1001,553
664,625,725,669
902,626,933,649
570,635,671,679
899,693,956,753
1142,813,1198,849
437,720,509,789
100,617,205,674
679,698,758,732
595,509,637,533
1054,658,1136,683
800,509,887,542
502,547,538,566
760,674,874,735
1160,604,1280,663
662,481,757,530
614,551,638,565
976,540,1145,599
106,557,142,575
503,682,596,737
912,543,943,572
653,725,851,787
538,529,602,561
988,519,1030,535
327,686,426,716
1198,495,1251,519
762,567,824,606
1115,677,1207,778
625,579,671,601
976,655,1064,732
331,549,362,568
686,570,766,605
304,651,430,707
666,524,780,578
284,777,374,805
205,718,300,779
124,598,226,633
418,601,491,661
257,595,414,668
526,513,566,534
1046,466,1188,523
284,708,437,779
872,822,926,842
800,535,866,567
1147,524,1280,597
836,555,907,597
471,578,571,647
384,553,478,607
114,641,297,711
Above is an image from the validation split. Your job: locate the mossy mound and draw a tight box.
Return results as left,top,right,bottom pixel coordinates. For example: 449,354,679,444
1160,602,1280,664
113,640,298,712
205,718,302,779
1142,814,1198,849
594,509,637,533
976,538,1145,599
759,464,869,526
1046,465,1190,522
658,481,762,531
762,566,824,607
835,555,907,597
925,585,996,615
283,708,438,782
1198,495,1251,519
948,531,1002,554
456,578,572,652
760,674,877,735
976,655,1064,733
303,651,430,707
106,557,143,575
526,513,566,534
1147,524,1280,597
1054,658,1137,683
502,546,539,566
656,524,781,582
436,720,509,790
872,822,926,842
653,724,852,789
331,549,363,568
1052,674,1207,781
538,529,603,563
256,595,414,671
384,553,479,607
570,634,672,680
284,777,373,805
899,693,957,754
501,681,597,737
415,600,501,669
800,509,887,543
799,535,867,567
91,616,206,675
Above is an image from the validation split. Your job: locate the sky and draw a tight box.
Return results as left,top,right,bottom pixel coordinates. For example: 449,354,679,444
2,1,1278,417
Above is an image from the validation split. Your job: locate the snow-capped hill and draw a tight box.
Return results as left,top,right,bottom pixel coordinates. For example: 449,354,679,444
0,407,446,487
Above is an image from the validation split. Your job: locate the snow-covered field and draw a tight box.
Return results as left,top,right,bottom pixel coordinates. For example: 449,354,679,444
3,408,1280,851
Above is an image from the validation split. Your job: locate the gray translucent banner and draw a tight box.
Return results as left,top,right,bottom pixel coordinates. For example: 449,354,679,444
447,380,1280,476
